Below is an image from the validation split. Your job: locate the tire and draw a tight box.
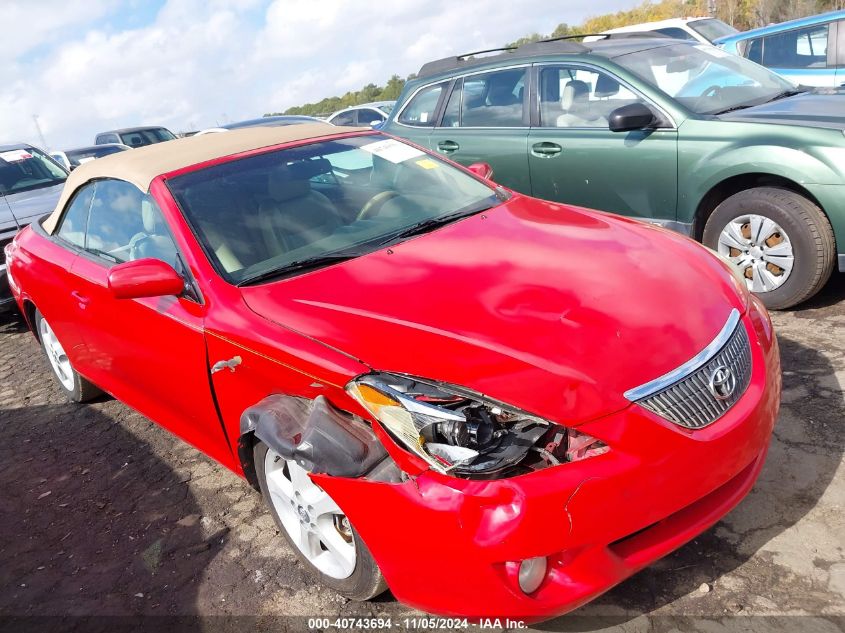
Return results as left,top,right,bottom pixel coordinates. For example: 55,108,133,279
254,440,387,601
34,309,101,403
702,187,836,310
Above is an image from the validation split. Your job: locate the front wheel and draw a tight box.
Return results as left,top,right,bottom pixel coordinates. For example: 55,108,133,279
702,187,836,310
254,441,387,600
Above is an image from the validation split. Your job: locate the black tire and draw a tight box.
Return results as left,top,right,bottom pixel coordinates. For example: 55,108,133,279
702,187,836,310
34,309,101,403
254,440,387,601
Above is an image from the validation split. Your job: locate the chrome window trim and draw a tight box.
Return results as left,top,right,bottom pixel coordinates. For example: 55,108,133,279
532,61,678,130
395,63,531,130
624,308,741,401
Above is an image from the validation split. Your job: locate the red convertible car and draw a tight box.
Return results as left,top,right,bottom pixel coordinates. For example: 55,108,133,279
6,123,780,619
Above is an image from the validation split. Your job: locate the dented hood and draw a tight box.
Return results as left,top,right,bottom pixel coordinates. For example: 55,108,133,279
239,196,745,425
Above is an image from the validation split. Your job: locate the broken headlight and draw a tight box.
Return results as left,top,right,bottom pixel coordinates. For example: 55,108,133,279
346,373,608,478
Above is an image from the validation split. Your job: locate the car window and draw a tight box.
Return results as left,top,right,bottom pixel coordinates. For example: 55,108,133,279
687,18,738,42
84,179,178,267
56,185,95,248
539,66,645,128
119,128,175,148
120,132,149,148
357,110,384,125
459,68,525,127
397,82,446,126
0,147,67,195
166,134,500,284
331,111,355,127
751,24,830,68
654,27,696,41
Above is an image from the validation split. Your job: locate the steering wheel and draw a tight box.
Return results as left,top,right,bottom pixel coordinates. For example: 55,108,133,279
700,84,723,98
356,191,400,221
128,232,151,261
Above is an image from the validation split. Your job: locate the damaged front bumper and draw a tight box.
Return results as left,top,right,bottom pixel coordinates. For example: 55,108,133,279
311,299,780,620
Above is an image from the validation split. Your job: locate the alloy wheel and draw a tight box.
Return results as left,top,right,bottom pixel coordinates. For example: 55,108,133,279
717,214,794,293
263,449,356,579
39,317,75,391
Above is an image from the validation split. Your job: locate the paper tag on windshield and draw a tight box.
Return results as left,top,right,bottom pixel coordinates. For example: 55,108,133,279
361,139,424,164
0,150,33,163
77,157,96,164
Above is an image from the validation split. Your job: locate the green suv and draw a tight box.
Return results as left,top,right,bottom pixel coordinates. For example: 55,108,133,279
383,37,845,309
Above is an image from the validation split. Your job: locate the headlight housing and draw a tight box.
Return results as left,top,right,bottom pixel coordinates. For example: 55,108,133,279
346,373,608,479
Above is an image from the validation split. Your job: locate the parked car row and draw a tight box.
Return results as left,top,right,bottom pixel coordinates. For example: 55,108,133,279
584,16,739,44
50,143,131,171
382,34,845,310
590,10,845,87
716,9,845,88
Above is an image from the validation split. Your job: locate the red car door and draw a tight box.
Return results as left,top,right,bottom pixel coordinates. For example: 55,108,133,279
66,179,234,468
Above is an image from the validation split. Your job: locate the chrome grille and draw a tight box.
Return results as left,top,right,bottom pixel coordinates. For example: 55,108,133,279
626,311,752,429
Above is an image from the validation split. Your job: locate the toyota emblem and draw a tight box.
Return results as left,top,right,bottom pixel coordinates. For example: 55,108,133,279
708,365,736,401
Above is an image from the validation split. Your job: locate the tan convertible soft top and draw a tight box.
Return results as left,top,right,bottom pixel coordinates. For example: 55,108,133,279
42,123,369,234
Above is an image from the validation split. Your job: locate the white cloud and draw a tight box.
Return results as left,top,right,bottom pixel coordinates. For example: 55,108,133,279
0,0,637,150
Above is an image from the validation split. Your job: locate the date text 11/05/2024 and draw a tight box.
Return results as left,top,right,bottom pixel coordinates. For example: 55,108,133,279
307,618,527,629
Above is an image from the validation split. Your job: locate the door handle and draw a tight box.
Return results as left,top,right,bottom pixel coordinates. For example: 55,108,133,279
71,291,90,308
437,140,460,153
211,356,242,374
531,142,563,158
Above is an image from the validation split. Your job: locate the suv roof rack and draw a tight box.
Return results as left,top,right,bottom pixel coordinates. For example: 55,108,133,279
417,39,586,79
416,31,670,79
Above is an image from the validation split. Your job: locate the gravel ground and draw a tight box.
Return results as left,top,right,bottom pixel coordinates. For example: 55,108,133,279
0,276,843,633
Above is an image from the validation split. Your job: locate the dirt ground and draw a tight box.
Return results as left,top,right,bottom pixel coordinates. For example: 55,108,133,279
0,276,843,633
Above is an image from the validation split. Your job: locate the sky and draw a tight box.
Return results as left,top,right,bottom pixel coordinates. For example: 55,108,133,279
1,0,636,150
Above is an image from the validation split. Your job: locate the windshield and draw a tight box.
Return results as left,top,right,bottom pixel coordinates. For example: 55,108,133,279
0,147,67,196
378,104,394,114
688,18,738,42
119,128,175,147
167,135,500,284
614,43,795,115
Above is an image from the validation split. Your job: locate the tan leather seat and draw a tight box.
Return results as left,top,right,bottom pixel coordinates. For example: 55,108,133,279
556,80,607,128
258,163,341,257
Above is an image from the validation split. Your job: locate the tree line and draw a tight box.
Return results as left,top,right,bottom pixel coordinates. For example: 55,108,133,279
271,0,845,117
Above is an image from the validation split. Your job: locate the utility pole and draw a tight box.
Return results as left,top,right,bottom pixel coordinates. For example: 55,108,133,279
32,115,48,151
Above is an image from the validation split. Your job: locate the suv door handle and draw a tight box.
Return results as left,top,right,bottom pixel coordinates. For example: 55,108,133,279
437,140,460,153
531,142,563,158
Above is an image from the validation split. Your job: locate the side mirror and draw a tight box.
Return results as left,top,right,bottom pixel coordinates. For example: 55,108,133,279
609,103,657,133
467,162,494,180
108,258,185,299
